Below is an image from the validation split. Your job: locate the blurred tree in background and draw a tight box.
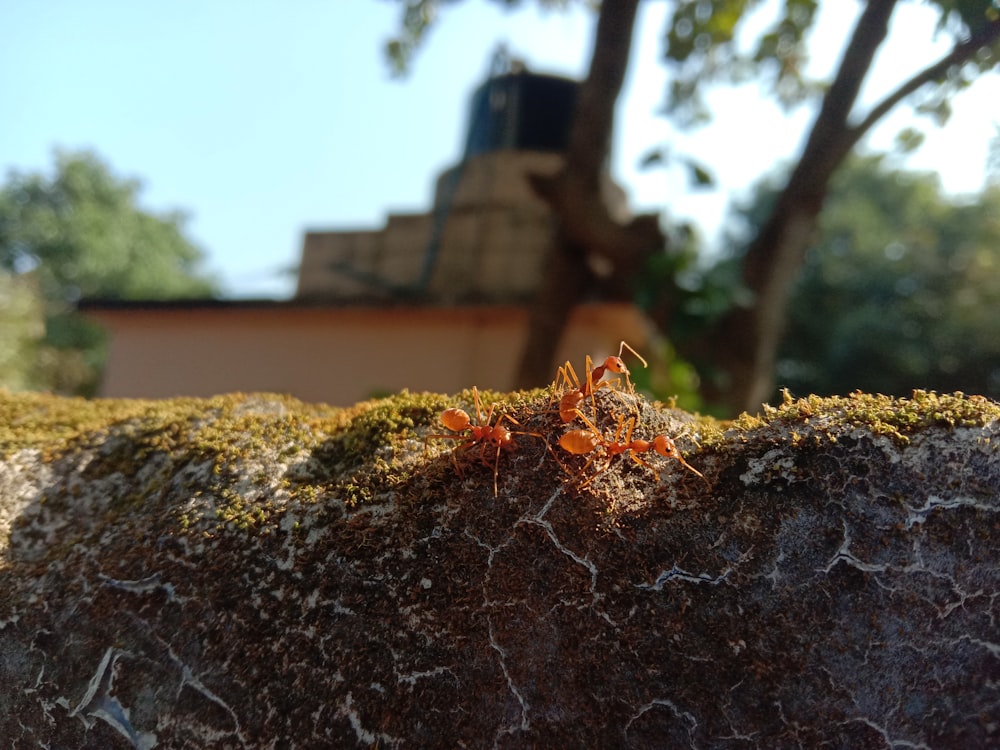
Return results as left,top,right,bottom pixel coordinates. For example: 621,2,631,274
771,154,1000,400
650,0,1000,413
640,154,1000,408
0,271,45,392
387,0,1000,415
0,150,218,395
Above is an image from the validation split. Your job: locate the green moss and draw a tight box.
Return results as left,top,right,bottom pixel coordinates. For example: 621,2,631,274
0,391,347,533
213,486,272,531
760,389,1000,443
4,388,996,535
314,390,452,508
673,390,999,451
0,390,151,457
331,390,448,456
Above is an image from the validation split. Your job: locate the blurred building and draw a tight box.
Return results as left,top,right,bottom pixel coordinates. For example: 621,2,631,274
83,58,651,405
82,298,646,405
298,66,628,305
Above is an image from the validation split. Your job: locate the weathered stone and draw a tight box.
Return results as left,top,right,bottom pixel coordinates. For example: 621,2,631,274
1,388,998,748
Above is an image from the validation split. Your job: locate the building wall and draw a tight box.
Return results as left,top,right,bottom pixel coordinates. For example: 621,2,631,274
88,302,650,406
297,152,562,303
86,74,651,407
295,150,629,305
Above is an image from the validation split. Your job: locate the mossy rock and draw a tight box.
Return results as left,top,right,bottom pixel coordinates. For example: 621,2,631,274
1,388,998,748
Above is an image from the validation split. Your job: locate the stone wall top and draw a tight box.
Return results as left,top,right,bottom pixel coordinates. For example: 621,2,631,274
2,388,998,747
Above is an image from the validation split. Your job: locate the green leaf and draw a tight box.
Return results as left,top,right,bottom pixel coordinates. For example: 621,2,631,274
682,157,716,188
894,127,926,154
638,148,667,169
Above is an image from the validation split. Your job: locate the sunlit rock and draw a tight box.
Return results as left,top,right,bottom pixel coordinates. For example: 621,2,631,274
2,389,998,748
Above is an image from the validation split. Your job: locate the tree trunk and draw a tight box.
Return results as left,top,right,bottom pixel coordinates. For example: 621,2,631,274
682,0,900,414
682,2,1000,416
515,0,1000,411
514,0,663,389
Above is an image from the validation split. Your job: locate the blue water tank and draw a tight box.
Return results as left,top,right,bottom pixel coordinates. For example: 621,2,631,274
461,71,578,158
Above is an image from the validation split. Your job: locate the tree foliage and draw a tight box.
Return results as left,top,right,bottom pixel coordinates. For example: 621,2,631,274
0,150,218,394
662,0,999,125
384,0,577,76
651,0,1000,413
753,154,1000,399
0,271,45,392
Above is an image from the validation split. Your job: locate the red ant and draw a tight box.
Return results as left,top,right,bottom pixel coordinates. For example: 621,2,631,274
552,340,648,423
558,410,706,487
425,387,537,496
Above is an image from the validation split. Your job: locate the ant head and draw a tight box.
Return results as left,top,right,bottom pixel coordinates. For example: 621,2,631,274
490,423,513,442
653,435,679,458
603,356,628,374
655,435,707,483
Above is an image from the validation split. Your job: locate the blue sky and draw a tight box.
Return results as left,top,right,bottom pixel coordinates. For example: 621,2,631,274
3,1,997,298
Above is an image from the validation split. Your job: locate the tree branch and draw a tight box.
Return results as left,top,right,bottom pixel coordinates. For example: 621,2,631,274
793,0,898,180
848,16,1000,143
514,0,652,388
563,0,637,188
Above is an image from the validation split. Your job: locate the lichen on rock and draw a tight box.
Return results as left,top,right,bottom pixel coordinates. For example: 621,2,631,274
1,388,998,748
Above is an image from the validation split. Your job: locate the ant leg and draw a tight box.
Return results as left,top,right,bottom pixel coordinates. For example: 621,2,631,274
577,452,612,488
556,362,582,403
550,361,581,395
472,385,504,432
547,439,577,476
617,341,648,395
564,360,581,392
615,413,635,444
491,442,503,496
472,386,488,427
563,361,582,392
423,431,464,457
552,362,595,423
548,363,571,413
562,411,613,487
627,452,661,482
584,355,601,418
620,413,649,452
449,438,478,479
569,408,604,439
497,412,522,428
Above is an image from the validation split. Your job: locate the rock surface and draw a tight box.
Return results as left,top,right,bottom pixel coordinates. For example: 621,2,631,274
1,388,999,748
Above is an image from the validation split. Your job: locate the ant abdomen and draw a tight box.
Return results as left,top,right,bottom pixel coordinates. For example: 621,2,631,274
559,429,602,455
441,408,471,432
